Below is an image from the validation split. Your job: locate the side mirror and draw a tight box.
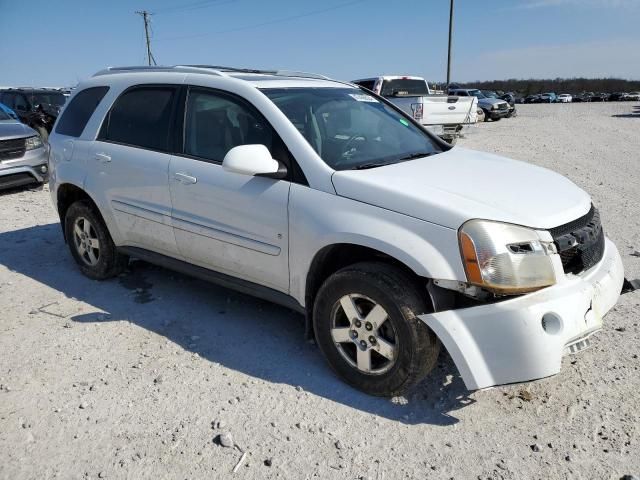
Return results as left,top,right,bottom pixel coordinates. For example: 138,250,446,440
222,144,287,179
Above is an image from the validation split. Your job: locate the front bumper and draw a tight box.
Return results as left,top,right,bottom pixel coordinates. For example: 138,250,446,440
0,145,49,189
488,109,509,119
419,237,624,390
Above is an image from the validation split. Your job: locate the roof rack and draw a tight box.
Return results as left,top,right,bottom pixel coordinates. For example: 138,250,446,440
185,65,331,80
93,65,332,81
93,65,226,77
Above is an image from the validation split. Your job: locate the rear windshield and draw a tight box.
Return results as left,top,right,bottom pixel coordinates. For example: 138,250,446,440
380,79,428,97
262,87,442,171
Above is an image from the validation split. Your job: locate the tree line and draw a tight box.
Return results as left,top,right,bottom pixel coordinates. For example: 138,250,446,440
449,78,640,95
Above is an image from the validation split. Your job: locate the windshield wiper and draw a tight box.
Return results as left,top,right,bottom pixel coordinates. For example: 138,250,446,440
396,152,436,161
353,162,393,170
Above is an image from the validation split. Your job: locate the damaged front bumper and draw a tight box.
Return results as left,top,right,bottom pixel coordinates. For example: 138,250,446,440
419,237,624,390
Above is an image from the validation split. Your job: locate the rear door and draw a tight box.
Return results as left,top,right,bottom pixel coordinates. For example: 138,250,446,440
168,87,291,292
87,85,180,257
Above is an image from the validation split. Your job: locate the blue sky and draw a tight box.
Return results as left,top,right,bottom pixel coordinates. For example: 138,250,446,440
1,0,639,87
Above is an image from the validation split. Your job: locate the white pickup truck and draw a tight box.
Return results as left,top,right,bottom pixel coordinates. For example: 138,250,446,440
352,76,477,144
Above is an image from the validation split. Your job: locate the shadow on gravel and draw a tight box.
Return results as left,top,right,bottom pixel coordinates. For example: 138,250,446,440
612,106,640,118
0,223,474,426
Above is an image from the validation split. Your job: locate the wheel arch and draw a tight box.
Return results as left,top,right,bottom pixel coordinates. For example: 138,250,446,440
56,183,106,243
303,242,431,340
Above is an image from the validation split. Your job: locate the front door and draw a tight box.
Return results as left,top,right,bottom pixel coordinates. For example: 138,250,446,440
169,87,291,292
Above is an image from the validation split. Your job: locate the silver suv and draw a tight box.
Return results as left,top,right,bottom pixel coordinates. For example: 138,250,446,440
48,66,623,396
0,108,48,190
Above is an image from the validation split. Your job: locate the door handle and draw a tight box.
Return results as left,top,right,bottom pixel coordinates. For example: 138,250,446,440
95,152,111,163
174,172,197,184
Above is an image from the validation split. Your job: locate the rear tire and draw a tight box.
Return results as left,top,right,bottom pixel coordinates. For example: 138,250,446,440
64,201,128,280
483,110,491,122
313,262,440,396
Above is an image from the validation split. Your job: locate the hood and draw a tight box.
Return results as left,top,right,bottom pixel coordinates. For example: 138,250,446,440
331,147,591,230
0,121,37,140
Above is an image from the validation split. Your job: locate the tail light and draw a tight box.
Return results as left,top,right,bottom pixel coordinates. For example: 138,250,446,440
410,103,424,120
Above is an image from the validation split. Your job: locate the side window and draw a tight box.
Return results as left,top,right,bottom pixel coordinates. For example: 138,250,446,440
100,86,176,151
55,86,109,137
356,80,375,91
14,94,28,111
184,89,278,163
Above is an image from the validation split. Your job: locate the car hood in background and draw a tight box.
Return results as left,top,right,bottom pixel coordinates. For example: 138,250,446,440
331,147,592,230
0,121,37,140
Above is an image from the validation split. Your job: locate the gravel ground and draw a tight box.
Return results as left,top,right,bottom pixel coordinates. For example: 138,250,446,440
1,102,639,480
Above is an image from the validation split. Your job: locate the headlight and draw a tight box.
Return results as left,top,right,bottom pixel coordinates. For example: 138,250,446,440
491,104,499,110
25,135,43,150
459,219,557,294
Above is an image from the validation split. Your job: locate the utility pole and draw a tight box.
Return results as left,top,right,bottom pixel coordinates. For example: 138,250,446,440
136,10,157,66
446,0,454,89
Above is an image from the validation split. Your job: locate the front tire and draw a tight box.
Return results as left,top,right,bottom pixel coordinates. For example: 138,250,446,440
64,201,128,280
313,262,440,396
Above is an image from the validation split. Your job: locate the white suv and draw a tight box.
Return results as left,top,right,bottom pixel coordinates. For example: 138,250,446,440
48,65,624,396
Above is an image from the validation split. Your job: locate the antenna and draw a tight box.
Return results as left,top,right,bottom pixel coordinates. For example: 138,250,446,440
135,10,157,66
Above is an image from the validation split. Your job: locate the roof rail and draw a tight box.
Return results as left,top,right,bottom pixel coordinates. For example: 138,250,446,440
93,65,333,81
184,65,331,80
92,65,227,77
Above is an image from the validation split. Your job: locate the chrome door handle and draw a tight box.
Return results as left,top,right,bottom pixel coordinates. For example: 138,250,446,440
174,172,197,184
95,152,111,163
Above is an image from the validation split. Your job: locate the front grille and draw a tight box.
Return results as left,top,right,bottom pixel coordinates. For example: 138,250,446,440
0,138,26,161
549,205,605,275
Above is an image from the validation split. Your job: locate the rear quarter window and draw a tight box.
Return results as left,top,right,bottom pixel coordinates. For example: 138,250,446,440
55,86,109,137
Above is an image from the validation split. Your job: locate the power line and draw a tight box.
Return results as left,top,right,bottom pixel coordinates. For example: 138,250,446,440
154,0,237,15
156,0,367,42
135,10,157,66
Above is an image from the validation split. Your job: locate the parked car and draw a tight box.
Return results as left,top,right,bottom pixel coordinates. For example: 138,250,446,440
352,76,477,145
556,94,572,103
0,106,49,190
0,102,19,120
499,93,517,117
608,92,628,102
48,65,624,395
524,94,540,104
572,93,588,103
539,92,557,103
590,92,608,102
448,88,509,121
627,92,640,101
0,88,66,142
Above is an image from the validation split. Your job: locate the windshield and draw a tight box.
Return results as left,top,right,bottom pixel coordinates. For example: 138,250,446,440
262,87,442,171
468,89,486,99
380,79,429,97
28,92,66,107
0,109,11,121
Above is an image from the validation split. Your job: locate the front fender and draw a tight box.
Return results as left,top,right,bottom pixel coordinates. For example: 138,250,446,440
288,185,465,306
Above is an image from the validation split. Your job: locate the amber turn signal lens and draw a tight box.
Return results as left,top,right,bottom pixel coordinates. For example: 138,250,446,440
460,231,483,284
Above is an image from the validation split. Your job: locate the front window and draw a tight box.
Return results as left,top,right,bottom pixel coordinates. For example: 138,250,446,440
262,87,443,171
0,109,11,121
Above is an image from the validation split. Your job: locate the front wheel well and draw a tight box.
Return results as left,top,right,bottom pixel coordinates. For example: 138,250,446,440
304,244,425,338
